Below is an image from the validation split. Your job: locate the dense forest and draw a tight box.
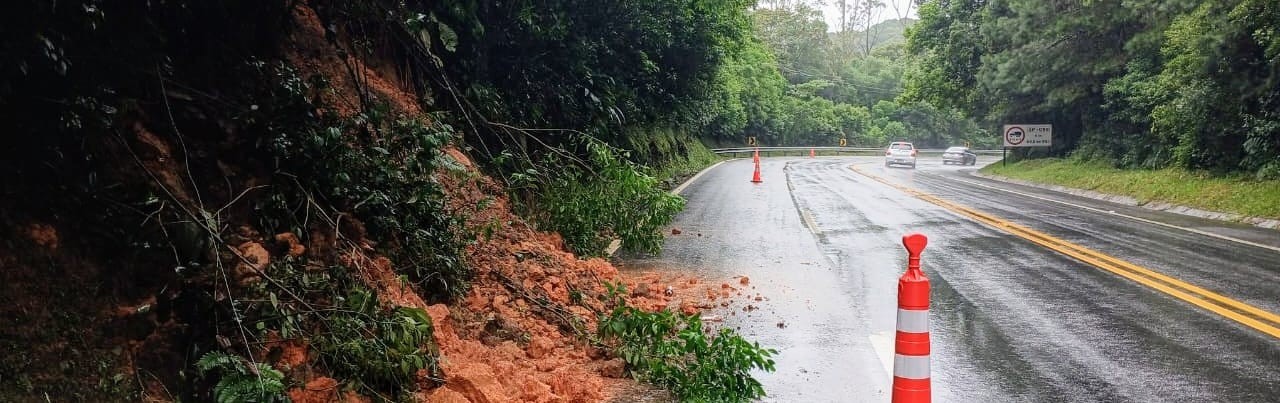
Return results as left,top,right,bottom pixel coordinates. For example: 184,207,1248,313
708,2,991,148
903,0,1280,178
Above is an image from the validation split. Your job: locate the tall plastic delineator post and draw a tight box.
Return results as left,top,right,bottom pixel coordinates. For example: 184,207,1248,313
893,233,931,403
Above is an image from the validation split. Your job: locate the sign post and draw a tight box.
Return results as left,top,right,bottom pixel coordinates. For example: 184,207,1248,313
1002,124,1053,166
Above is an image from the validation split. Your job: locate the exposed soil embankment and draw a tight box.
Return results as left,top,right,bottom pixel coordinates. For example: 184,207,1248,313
0,3,746,402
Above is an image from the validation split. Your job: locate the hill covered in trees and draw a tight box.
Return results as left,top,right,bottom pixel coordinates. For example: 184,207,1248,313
710,3,991,149
903,0,1280,178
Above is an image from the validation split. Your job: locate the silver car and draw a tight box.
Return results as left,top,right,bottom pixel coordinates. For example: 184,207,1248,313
884,142,917,168
942,146,977,165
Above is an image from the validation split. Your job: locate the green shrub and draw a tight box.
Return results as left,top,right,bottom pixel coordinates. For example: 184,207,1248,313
598,283,776,402
313,288,440,394
526,138,685,256
196,351,288,403
245,262,441,399
260,66,467,300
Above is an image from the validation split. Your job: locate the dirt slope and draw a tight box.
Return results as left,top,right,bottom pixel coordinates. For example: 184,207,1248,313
276,5,733,402
0,3,739,402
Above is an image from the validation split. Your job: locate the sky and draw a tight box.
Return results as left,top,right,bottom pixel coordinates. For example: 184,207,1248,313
819,0,917,32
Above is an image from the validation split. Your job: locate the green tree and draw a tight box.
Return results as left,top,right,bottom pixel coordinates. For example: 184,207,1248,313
751,4,833,84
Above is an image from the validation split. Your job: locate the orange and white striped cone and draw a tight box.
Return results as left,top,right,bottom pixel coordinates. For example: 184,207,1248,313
893,233,930,403
751,160,763,183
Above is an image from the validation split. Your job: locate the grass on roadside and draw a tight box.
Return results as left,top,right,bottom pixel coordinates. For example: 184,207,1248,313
982,158,1280,220
653,139,724,188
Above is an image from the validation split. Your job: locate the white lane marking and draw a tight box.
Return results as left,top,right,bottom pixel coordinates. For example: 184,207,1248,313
868,332,895,381
938,174,1280,254
607,158,735,257
672,159,734,195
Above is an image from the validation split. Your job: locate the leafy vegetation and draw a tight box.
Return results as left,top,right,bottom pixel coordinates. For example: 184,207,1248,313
983,158,1280,220
246,260,443,400
702,3,990,149
196,351,288,403
312,289,440,394
261,68,467,299
904,0,1280,178
598,283,777,402
512,138,686,256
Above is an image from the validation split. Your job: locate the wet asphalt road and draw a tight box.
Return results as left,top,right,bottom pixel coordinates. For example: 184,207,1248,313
620,156,1280,402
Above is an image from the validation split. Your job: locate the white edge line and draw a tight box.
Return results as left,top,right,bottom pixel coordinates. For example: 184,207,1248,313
800,209,820,235
605,158,737,257
868,332,896,382
673,158,736,195
938,174,1280,254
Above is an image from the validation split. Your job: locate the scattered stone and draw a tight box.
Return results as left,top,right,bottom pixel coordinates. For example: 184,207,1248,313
447,363,505,403
776,321,787,329
423,387,470,403
519,378,554,402
739,276,750,286
274,232,306,257
664,285,674,296
680,301,698,316
671,228,683,235
526,336,556,359
586,346,606,360
631,282,651,298
233,241,270,285
26,223,58,250
288,377,339,403
600,359,627,378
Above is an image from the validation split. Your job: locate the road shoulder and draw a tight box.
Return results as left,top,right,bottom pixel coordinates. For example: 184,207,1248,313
971,171,1280,230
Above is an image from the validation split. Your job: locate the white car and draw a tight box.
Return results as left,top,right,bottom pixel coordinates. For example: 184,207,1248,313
942,146,977,165
884,142,917,168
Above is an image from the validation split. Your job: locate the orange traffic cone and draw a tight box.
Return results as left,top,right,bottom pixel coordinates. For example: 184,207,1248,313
810,148,816,158
893,233,931,403
751,160,763,183
753,148,760,164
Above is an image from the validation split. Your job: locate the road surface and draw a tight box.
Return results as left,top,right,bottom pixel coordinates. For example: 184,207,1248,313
620,155,1280,402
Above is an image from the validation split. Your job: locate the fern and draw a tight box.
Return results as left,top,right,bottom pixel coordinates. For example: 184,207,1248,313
197,351,288,403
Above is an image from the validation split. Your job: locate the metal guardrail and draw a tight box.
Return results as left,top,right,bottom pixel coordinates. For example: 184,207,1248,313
711,146,1004,157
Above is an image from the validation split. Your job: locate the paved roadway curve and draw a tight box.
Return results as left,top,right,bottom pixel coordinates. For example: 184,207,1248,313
620,155,1280,402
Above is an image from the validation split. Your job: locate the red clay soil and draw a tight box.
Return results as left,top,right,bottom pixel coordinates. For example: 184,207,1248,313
0,4,743,402
275,4,740,402
413,149,721,403
286,5,423,120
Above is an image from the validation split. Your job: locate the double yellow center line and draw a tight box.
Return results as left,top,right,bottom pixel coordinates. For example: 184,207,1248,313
852,166,1280,339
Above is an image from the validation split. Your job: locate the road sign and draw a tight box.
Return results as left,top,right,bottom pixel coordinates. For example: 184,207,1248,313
839,138,847,147
747,136,757,146
1003,124,1052,147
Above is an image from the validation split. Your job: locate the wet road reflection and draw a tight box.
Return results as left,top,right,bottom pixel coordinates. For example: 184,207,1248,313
622,156,1280,402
